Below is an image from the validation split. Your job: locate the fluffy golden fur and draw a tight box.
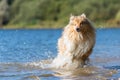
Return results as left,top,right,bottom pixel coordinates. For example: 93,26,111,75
52,13,95,70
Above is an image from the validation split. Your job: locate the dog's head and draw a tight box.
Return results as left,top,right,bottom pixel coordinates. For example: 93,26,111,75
69,13,91,32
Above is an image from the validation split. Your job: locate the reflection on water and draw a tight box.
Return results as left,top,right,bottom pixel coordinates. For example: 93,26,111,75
0,29,120,80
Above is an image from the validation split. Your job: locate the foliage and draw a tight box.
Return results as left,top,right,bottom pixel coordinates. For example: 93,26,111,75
0,0,9,26
1,0,120,28
116,11,120,20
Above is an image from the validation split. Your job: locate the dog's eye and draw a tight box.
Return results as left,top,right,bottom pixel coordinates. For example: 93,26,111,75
80,20,87,26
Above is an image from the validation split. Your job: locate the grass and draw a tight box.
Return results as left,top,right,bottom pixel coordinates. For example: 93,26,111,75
3,21,120,29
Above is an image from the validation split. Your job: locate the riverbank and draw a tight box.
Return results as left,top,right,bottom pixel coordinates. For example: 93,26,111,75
2,23,120,29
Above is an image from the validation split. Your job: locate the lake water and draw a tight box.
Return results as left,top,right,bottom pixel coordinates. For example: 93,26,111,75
0,28,120,80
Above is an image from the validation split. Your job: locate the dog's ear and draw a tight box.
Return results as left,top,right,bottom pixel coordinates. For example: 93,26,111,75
70,14,75,21
80,13,86,18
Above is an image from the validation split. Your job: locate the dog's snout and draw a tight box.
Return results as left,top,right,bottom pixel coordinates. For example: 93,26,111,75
76,28,80,32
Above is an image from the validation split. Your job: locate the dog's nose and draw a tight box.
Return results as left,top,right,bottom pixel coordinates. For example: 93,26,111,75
76,28,80,32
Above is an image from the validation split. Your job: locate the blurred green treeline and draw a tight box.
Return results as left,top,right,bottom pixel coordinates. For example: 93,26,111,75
0,0,120,29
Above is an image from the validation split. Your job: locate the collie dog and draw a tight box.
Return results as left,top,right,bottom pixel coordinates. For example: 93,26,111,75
52,14,95,70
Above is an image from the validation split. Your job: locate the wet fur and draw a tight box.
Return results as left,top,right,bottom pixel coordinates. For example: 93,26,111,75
52,14,95,70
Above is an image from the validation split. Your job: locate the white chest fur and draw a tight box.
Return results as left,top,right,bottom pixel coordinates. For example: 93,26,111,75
63,33,93,57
